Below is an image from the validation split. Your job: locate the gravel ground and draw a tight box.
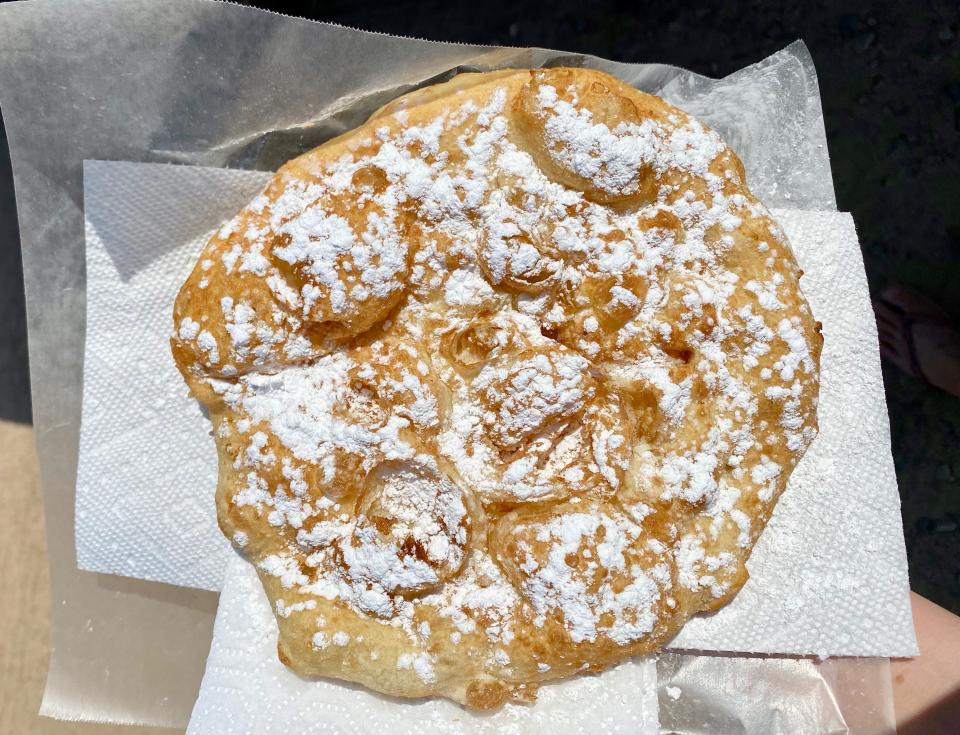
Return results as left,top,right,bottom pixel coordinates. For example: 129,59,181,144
1,0,957,611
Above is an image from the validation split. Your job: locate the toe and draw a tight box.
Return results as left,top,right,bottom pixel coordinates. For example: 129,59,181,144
880,340,915,376
879,283,947,320
876,321,898,346
878,335,899,358
873,300,905,350
873,299,897,322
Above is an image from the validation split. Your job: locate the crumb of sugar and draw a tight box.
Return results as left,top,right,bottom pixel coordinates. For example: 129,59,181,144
396,652,437,684
332,631,350,646
444,267,496,306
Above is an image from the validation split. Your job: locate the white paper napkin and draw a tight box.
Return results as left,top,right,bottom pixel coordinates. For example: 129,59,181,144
76,161,269,590
78,161,916,658
186,555,659,735
672,209,916,657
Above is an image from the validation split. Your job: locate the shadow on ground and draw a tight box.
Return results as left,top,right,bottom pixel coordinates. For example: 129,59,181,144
0,112,30,424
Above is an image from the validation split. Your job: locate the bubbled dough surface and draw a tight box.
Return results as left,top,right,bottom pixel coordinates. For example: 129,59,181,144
171,68,821,710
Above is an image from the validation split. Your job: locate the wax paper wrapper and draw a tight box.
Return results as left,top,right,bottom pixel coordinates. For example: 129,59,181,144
656,653,897,734
0,0,911,730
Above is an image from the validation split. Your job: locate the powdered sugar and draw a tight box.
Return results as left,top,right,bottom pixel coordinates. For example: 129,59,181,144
475,350,590,451
178,70,819,695
259,554,308,588
273,200,407,318
444,267,496,307
512,509,664,644
535,83,724,196
178,317,200,340
396,652,437,684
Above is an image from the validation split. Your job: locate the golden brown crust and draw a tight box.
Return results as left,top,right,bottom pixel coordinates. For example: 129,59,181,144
171,67,821,708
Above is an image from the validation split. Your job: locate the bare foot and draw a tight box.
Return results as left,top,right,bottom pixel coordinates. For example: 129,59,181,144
874,285,960,397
